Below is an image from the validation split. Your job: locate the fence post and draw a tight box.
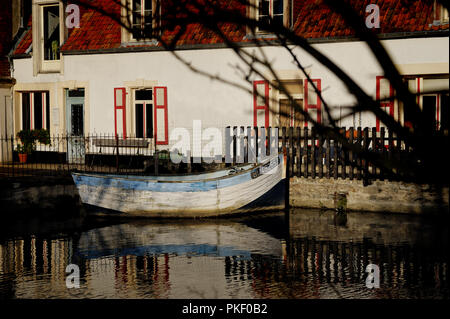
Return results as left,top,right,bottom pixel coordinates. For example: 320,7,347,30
380,127,385,181
285,150,290,212
296,127,301,177
304,127,309,178
333,132,338,179
341,127,347,179
356,127,362,180
289,127,294,177
318,132,323,179
325,134,330,179
244,126,249,163
115,134,120,173
363,128,369,181
232,126,237,165
349,127,354,180
388,129,394,179
311,127,316,179
371,127,377,178
10,135,14,177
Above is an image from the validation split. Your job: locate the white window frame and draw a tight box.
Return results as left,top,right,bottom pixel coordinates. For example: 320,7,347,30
122,0,161,43
255,0,291,33
33,0,64,74
133,88,154,138
276,79,304,127
20,91,50,131
441,5,449,23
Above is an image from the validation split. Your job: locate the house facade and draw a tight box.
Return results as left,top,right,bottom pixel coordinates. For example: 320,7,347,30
6,0,450,156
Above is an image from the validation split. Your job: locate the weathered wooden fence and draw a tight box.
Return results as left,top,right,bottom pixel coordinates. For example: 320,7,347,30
227,126,416,182
1,127,443,182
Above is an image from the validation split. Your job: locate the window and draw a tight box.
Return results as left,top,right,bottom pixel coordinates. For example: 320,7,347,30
34,1,62,73
442,6,449,23
134,89,153,138
256,0,291,32
276,80,304,128
254,78,322,128
21,92,50,131
114,86,168,143
434,1,449,24
401,76,449,131
42,4,60,61
125,0,160,41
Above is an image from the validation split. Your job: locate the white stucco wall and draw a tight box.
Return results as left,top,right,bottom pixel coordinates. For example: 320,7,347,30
11,36,449,150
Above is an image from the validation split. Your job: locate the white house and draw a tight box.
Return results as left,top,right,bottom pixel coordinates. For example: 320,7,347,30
7,0,450,158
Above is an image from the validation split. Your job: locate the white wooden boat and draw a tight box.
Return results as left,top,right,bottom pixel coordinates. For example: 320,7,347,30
71,153,285,217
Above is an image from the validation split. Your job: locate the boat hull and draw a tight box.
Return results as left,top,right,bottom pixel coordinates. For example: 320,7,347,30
72,154,285,218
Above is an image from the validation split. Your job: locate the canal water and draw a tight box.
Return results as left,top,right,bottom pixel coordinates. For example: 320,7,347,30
0,209,448,299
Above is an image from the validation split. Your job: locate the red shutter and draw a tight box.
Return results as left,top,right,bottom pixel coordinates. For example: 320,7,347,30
154,86,168,145
114,87,127,139
375,76,394,132
304,79,322,127
253,80,269,127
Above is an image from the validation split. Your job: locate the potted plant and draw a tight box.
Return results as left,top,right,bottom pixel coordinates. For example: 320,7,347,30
16,129,51,163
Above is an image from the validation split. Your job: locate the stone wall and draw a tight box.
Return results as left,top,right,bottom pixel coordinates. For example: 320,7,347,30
290,177,449,214
0,176,84,218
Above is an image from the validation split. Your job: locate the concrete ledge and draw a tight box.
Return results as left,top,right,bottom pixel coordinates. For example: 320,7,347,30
290,177,449,214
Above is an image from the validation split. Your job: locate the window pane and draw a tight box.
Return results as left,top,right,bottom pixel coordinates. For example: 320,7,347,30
71,104,84,136
293,99,304,128
279,80,303,95
68,89,84,97
441,94,449,131
259,0,270,14
136,89,153,100
145,0,152,11
132,12,141,25
43,5,60,61
273,0,283,15
273,14,284,26
146,103,153,138
135,104,144,138
46,92,50,132
423,78,449,93
34,92,43,130
279,99,289,127
133,0,141,12
22,93,31,130
423,96,437,131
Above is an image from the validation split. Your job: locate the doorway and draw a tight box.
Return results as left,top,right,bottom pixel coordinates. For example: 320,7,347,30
66,89,85,164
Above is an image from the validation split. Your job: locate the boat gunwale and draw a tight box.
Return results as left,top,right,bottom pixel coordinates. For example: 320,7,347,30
71,153,283,184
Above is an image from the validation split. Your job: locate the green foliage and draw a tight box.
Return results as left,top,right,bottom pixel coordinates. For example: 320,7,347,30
16,129,51,154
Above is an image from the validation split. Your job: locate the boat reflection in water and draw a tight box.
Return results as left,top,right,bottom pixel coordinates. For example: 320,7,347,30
0,209,448,299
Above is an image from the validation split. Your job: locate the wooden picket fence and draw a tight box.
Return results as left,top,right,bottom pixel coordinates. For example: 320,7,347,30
227,126,415,182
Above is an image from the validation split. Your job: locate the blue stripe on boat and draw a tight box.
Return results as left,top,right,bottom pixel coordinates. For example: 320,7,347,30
73,168,258,192
75,244,252,259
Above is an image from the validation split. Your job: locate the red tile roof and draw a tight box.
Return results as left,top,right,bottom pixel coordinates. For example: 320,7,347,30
13,15,32,55
12,0,449,56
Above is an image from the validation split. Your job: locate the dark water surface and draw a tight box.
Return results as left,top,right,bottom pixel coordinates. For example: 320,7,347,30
0,209,448,299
